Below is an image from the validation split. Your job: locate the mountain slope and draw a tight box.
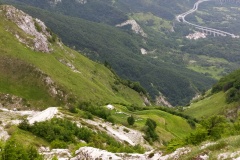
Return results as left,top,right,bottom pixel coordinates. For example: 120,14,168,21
0,1,217,106
184,69,240,120
1,4,240,160
0,6,198,159
0,5,145,108
3,0,240,107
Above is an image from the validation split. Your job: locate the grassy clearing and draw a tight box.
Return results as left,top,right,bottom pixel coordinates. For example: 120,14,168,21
135,110,193,140
187,65,224,80
187,55,231,80
7,126,49,147
111,105,194,142
184,92,238,120
131,12,172,33
195,16,204,24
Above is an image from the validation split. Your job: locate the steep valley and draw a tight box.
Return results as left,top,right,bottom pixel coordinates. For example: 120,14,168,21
0,1,240,159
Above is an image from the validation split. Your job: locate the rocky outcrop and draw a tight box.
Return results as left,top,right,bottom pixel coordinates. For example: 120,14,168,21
0,126,10,141
71,147,190,160
28,107,58,124
39,147,72,160
116,20,147,37
59,59,81,73
83,119,150,148
49,0,87,6
156,94,172,107
2,5,52,53
76,0,87,4
49,0,62,6
141,48,148,55
0,94,29,110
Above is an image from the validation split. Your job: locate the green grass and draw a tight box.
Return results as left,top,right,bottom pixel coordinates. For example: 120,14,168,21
7,126,49,147
184,92,238,120
131,12,172,33
111,105,194,142
135,110,193,140
187,55,231,80
180,135,240,160
187,65,224,80
0,7,144,107
195,16,204,24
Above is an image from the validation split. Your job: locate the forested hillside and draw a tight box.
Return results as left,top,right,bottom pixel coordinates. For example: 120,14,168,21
1,0,240,107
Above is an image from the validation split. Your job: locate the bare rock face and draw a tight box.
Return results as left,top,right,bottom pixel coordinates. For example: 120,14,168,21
49,0,87,6
0,93,29,110
116,20,147,37
2,5,52,53
49,0,62,6
72,147,166,160
155,94,172,107
76,0,87,4
39,147,72,160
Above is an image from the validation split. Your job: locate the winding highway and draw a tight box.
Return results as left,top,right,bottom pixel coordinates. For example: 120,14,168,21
176,0,239,38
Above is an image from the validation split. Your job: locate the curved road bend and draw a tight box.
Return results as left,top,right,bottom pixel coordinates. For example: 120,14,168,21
176,0,238,38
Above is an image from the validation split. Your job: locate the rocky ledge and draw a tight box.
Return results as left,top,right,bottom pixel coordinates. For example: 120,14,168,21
2,5,52,53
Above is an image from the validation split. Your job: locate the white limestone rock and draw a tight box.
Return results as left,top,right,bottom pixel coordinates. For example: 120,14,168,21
3,5,52,53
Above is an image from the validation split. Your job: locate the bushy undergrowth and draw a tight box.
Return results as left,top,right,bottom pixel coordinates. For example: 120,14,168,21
78,102,114,123
18,118,144,153
0,138,43,160
212,69,240,103
157,106,197,128
143,118,159,143
167,115,240,151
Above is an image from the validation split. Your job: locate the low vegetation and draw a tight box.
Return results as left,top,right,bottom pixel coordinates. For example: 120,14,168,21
212,69,240,103
0,138,43,160
18,118,144,153
167,115,240,151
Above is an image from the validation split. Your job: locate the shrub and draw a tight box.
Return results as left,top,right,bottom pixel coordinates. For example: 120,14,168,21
144,118,158,142
200,115,226,140
187,119,196,128
146,118,157,130
82,111,93,119
1,138,43,160
34,21,42,32
3,138,29,160
185,128,208,145
50,140,68,149
226,88,240,103
27,146,44,160
206,141,227,151
78,102,111,120
106,116,115,124
68,105,77,113
123,128,130,133
148,152,155,158
167,139,185,152
127,115,135,125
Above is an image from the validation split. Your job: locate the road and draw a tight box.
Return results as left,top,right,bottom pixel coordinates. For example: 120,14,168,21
176,0,239,38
